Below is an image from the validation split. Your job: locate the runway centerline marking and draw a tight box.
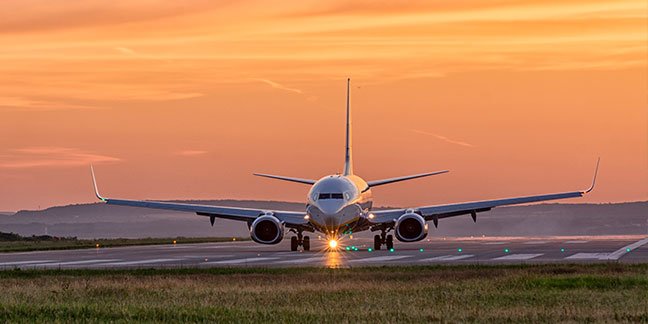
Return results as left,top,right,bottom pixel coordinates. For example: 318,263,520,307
40,259,122,266
565,253,610,260
349,255,411,263
99,258,180,266
564,240,589,244
0,260,55,266
483,242,506,245
523,241,549,245
207,257,279,265
493,254,543,260
274,256,327,264
420,255,475,261
606,238,648,260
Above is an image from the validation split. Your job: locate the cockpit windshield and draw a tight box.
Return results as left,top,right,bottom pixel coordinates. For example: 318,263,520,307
318,193,344,200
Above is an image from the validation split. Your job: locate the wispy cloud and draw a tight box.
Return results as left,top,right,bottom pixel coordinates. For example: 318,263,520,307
409,129,475,148
114,47,136,55
175,150,208,156
0,147,121,169
0,96,98,111
252,78,303,94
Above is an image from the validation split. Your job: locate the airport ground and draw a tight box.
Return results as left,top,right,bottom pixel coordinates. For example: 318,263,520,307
1,235,648,269
0,264,647,322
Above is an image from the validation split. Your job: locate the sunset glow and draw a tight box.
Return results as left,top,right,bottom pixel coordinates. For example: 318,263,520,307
0,0,646,211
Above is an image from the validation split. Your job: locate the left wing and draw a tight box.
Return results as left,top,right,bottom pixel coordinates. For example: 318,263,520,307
372,159,599,226
91,167,308,226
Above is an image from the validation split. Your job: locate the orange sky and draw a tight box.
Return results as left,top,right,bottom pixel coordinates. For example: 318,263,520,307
0,0,646,211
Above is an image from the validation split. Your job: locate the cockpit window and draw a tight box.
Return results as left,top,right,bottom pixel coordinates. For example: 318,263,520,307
318,193,344,200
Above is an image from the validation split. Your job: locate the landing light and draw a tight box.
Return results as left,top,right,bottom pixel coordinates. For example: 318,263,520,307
328,239,338,249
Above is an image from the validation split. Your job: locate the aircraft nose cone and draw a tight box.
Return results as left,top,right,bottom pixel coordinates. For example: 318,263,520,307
317,201,344,215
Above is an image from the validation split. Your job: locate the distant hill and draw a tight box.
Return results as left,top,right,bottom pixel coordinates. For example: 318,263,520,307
1,200,646,239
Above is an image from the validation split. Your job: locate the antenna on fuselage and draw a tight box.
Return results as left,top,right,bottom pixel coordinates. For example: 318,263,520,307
343,78,353,176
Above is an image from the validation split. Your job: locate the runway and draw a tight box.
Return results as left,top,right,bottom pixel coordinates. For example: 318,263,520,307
2,235,648,269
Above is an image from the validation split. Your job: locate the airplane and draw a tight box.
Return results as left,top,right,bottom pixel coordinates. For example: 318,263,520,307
91,78,599,252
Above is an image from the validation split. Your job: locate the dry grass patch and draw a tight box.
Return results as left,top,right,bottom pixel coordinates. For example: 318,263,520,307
0,264,647,322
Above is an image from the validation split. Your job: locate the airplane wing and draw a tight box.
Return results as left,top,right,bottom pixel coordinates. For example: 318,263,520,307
91,167,309,227
371,159,599,226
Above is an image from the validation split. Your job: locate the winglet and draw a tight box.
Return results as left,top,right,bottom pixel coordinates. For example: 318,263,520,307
90,165,106,202
584,157,600,194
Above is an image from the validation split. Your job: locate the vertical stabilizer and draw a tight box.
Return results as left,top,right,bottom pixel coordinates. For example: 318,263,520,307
343,78,353,176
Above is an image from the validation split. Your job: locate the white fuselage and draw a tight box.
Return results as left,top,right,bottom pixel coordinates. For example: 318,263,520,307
306,174,373,234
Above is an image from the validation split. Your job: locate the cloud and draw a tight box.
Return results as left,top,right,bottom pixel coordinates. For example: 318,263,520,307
0,96,98,111
176,150,208,156
114,47,136,55
409,129,475,148
0,147,121,169
252,78,303,94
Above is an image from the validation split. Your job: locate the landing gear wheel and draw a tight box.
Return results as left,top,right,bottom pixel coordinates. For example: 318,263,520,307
303,236,310,251
290,236,298,251
374,235,382,250
386,235,394,250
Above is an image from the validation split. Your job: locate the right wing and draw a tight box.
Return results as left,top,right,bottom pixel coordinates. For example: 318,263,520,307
371,159,600,225
91,167,309,226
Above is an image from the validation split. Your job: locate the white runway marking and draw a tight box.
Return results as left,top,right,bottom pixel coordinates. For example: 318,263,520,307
493,254,543,260
274,256,327,264
565,253,610,260
565,240,589,244
207,257,279,265
0,260,54,266
349,255,411,263
99,258,180,266
40,259,121,266
606,238,648,260
483,242,506,245
523,241,549,245
420,255,475,261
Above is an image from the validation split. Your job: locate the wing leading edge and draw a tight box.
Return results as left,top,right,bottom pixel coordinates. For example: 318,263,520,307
91,167,308,226
372,159,600,225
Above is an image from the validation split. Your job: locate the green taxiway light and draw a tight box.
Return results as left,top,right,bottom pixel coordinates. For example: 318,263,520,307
419,248,424,252
560,248,565,252
389,248,395,252
368,248,373,252
504,248,510,253
626,248,631,252
457,248,463,252
345,246,350,251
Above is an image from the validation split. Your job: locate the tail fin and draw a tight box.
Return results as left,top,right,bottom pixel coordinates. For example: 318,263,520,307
343,78,353,176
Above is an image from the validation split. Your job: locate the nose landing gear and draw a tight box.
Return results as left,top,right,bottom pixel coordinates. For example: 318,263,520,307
290,230,310,251
373,230,393,250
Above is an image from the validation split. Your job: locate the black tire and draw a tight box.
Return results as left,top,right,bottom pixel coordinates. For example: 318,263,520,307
290,236,298,251
374,235,382,250
386,235,394,250
303,236,310,251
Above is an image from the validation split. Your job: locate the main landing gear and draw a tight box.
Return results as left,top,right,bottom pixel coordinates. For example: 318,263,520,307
290,230,310,251
374,230,393,250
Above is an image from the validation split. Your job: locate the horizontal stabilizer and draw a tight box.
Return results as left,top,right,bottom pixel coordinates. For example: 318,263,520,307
367,170,449,187
253,173,317,185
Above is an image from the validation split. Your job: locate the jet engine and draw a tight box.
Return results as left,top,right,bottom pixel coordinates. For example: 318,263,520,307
250,215,284,244
394,212,428,242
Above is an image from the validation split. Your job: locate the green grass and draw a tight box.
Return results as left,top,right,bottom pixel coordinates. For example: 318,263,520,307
0,237,247,253
1,264,647,323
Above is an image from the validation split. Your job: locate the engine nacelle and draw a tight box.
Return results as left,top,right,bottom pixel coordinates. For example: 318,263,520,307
394,212,428,242
250,215,284,244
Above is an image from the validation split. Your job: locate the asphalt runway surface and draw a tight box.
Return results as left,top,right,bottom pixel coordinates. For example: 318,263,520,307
2,235,648,269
